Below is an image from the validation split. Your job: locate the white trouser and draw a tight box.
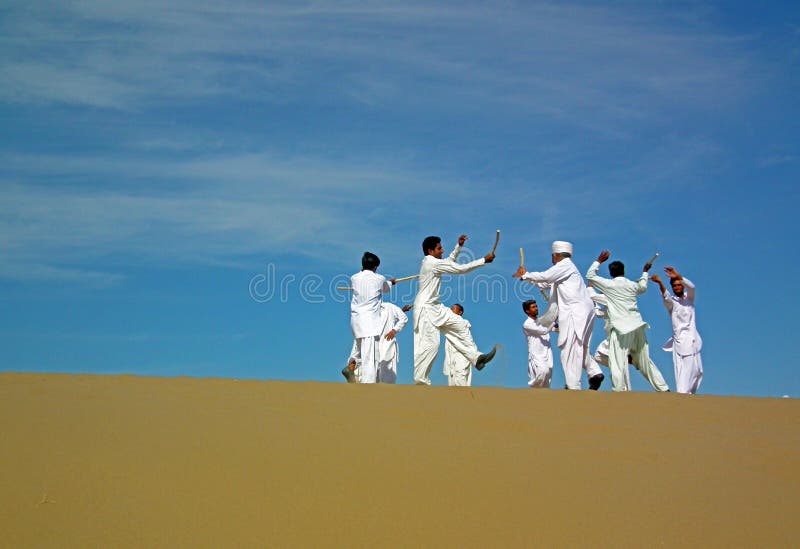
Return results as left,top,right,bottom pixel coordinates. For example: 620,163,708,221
673,352,703,394
608,327,669,392
355,335,380,384
560,333,602,390
377,357,398,384
414,310,480,385
593,339,610,367
528,352,553,388
446,355,473,387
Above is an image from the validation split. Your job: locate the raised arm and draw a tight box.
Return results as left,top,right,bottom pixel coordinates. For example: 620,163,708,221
432,256,486,276
682,277,696,302
635,271,648,295
650,274,673,312
586,250,611,291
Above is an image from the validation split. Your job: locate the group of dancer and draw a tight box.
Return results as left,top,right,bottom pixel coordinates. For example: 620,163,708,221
344,234,703,394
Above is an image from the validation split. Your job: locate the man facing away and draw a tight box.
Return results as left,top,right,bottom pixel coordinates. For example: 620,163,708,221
513,241,604,390
586,250,669,392
350,252,396,384
650,267,703,394
522,299,558,388
413,234,497,385
589,289,664,391
344,302,412,383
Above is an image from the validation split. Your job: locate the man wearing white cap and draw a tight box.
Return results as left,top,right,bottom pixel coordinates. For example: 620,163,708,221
413,234,498,385
586,250,669,392
513,241,605,390
650,267,703,394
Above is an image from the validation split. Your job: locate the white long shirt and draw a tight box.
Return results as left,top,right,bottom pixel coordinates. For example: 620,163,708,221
522,304,557,371
350,270,393,338
586,261,648,336
378,302,409,363
520,258,594,347
413,244,485,330
661,277,702,356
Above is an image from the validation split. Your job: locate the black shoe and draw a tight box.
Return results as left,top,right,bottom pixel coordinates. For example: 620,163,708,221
341,366,356,383
475,344,498,371
588,373,604,390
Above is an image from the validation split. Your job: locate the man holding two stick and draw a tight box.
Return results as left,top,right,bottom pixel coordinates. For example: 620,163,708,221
413,234,498,386
586,251,669,392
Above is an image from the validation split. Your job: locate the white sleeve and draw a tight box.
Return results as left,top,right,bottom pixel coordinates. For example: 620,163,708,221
682,277,696,302
537,302,559,328
521,262,563,284
447,244,461,261
662,291,674,312
635,272,648,294
586,261,610,291
432,257,486,275
392,306,408,332
523,319,551,337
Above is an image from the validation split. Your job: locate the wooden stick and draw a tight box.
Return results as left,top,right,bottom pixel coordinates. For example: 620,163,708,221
490,229,500,254
337,274,418,291
519,247,525,268
647,252,660,266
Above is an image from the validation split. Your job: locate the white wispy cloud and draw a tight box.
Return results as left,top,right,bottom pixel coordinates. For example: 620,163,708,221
0,1,779,285
0,1,758,126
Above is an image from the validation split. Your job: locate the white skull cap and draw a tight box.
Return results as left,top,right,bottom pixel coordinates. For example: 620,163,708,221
552,241,573,254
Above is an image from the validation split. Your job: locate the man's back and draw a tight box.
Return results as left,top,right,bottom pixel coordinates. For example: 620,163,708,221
351,270,390,338
587,270,647,336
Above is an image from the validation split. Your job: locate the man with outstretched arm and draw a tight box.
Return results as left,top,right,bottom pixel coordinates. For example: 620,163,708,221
513,241,604,390
413,234,498,386
650,267,703,394
586,251,669,392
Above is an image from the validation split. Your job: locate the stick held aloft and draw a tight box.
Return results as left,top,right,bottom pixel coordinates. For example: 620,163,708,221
490,229,500,255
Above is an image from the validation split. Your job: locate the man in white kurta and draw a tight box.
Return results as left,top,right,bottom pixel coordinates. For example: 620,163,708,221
513,241,604,390
350,252,395,384
522,299,557,388
443,304,477,387
345,302,411,383
413,234,497,385
590,289,655,386
650,268,703,394
376,302,411,383
586,251,669,392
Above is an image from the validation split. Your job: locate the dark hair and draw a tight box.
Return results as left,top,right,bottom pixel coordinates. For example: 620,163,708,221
422,236,441,255
670,277,682,287
362,252,380,271
608,261,625,278
522,299,537,313
452,303,464,314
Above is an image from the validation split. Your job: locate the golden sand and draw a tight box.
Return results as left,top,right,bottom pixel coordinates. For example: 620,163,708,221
0,373,797,547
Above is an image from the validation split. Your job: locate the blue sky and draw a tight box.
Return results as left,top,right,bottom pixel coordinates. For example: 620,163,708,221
1,1,798,396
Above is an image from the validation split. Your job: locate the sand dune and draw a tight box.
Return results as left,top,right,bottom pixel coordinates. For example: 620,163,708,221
0,373,797,547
